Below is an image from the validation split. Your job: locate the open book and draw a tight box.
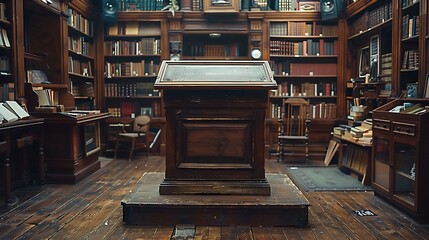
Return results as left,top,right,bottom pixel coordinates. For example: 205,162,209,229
0,101,30,123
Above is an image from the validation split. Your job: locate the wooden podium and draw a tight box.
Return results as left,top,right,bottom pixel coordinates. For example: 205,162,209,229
154,60,277,195
122,61,310,226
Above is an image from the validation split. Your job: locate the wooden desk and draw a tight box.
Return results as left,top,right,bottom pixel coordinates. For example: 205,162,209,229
32,112,110,184
0,117,44,206
333,135,372,185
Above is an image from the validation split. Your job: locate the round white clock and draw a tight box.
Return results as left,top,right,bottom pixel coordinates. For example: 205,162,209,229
251,49,262,59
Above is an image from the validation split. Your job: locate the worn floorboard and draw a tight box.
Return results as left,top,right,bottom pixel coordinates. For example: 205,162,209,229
1,156,429,239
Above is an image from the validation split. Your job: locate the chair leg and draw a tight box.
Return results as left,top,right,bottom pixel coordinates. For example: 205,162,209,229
129,138,136,162
146,138,150,159
114,137,120,160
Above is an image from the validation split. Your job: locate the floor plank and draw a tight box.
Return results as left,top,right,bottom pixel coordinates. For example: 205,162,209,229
1,156,429,239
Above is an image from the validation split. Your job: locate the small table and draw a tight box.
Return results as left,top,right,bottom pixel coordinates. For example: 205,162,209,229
333,135,372,185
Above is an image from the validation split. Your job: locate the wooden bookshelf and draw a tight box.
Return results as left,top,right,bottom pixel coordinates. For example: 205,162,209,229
0,0,14,101
103,15,166,155
266,19,339,160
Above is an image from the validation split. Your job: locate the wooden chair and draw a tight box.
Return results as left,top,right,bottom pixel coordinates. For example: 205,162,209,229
277,98,310,163
114,115,150,161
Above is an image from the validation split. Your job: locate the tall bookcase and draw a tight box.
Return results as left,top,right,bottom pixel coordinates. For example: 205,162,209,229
344,1,393,117
0,0,14,102
66,5,96,110
265,13,339,160
103,12,168,155
399,0,421,97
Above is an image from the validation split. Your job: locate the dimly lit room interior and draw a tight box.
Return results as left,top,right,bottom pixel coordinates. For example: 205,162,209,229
1,0,429,239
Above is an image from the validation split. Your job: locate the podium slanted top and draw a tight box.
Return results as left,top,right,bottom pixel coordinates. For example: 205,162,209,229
154,60,277,90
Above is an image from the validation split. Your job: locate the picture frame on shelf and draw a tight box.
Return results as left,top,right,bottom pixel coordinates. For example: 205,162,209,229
424,74,429,98
140,107,153,117
359,46,370,78
406,82,418,98
204,0,239,12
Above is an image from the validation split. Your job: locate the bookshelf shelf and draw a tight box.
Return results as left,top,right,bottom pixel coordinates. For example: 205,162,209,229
347,19,392,41
105,96,161,100
270,96,337,99
68,51,95,61
270,55,338,59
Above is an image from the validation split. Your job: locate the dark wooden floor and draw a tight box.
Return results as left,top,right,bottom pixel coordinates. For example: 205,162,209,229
1,155,429,239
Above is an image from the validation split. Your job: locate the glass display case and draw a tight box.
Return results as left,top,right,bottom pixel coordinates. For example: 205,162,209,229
372,99,429,221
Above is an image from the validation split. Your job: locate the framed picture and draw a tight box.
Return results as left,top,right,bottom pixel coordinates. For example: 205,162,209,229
204,0,239,13
359,46,370,78
406,82,418,98
424,74,429,98
140,107,153,117
297,1,320,11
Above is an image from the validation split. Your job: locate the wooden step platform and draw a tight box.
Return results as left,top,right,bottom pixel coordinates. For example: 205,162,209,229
122,172,310,226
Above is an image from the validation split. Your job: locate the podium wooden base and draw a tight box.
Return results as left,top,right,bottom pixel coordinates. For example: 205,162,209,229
122,172,310,226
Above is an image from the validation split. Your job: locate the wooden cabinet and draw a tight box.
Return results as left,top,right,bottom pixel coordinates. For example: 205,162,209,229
0,117,44,206
33,112,110,184
372,99,429,221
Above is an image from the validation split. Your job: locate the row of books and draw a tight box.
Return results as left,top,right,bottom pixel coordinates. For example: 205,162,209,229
270,39,338,56
71,82,94,98
105,60,159,78
68,36,91,56
270,22,338,37
269,0,298,11
104,38,161,55
107,101,162,118
0,82,14,103
270,102,337,119
402,0,420,8
104,82,159,97
270,61,337,76
0,27,10,48
67,7,93,36
273,81,336,97
402,14,420,39
69,57,93,76
349,2,392,36
402,49,419,70
380,53,392,76
107,22,161,36
0,3,6,21
0,56,10,73
184,43,246,57
117,0,164,11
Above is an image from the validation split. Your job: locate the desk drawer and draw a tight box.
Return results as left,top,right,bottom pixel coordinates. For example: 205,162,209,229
16,136,34,148
392,121,416,137
373,119,390,132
